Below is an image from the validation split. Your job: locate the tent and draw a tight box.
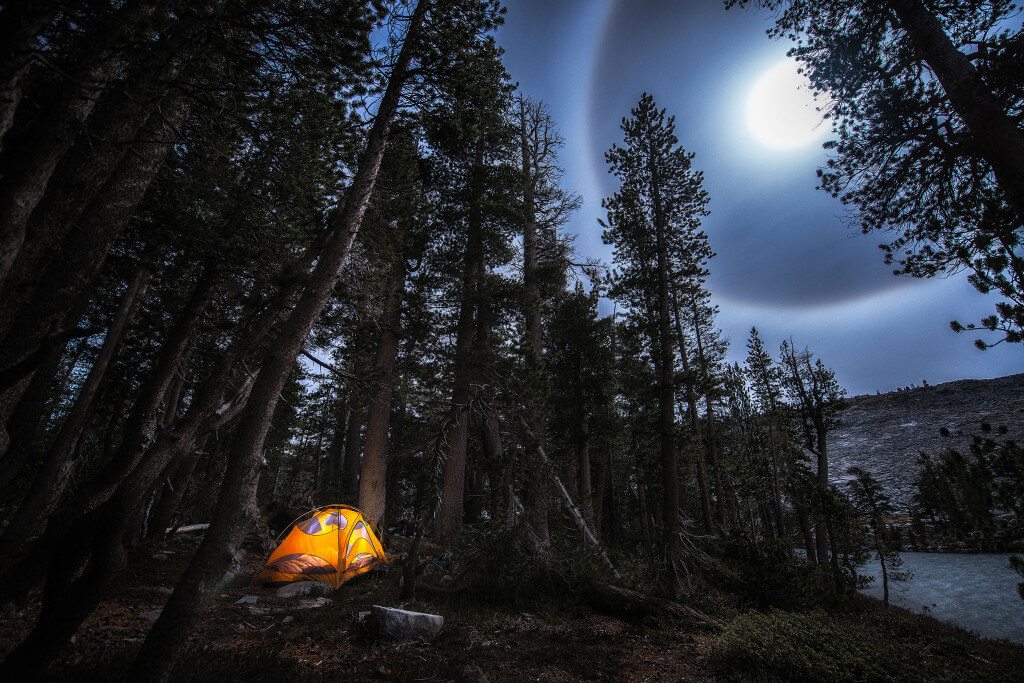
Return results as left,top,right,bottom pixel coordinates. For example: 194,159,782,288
255,504,387,589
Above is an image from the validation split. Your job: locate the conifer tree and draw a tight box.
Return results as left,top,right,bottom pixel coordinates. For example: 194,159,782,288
603,93,710,597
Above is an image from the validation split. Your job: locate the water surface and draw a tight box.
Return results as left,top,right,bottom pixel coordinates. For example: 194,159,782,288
858,551,1024,644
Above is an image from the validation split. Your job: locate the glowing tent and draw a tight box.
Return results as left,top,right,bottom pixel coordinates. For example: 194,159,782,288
255,504,387,589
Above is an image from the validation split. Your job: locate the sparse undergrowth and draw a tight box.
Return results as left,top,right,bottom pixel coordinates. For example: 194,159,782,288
1,537,1020,681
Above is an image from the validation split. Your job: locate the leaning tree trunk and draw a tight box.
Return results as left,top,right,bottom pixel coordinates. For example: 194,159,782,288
61,262,218,518
0,274,290,671
887,0,1024,222
128,6,428,679
0,263,151,560
146,434,209,539
358,232,407,530
0,330,72,493
0,0,61,152
0,0,169,291
0,0,219,333
0,87,193,456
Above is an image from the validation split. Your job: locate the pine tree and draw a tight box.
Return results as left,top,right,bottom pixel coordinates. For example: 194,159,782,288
603,93,710,598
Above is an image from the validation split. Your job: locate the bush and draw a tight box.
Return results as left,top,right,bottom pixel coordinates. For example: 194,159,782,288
716,609,910,682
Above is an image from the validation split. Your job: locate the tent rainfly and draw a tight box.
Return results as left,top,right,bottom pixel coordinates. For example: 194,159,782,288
255,504,387,589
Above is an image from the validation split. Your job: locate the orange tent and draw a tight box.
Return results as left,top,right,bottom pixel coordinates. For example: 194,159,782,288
255,504,387,589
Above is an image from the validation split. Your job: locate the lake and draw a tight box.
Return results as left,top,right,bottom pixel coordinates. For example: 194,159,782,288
858,551,1024,644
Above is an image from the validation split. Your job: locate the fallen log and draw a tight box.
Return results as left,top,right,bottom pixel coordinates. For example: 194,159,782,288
586,580,722,631
520,416,620,580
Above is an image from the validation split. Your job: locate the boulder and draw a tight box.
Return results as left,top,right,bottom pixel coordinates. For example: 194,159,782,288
363,605,444,642
140,609,162,622
235,595,258,605
275,580,334,598
151,553,168,561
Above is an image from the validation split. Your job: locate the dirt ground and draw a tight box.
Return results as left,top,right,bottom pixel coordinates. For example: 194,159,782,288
0,533,716,681
2,533,1022,682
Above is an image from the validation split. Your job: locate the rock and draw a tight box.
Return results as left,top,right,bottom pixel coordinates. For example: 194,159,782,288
282,615,294,624
235,595,258,604
354,611,370,628
140,609,162,622
363,605,444,642
151,553,168,561
295,597,331,609
275,581,334,598
830,373,1024,510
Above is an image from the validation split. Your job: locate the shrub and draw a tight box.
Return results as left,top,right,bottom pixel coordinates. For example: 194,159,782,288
717,609,909,682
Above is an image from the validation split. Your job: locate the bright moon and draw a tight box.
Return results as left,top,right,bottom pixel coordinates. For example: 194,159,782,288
746,59,825,150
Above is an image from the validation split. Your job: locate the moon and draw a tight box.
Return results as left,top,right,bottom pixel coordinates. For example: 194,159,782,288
746,59,827,150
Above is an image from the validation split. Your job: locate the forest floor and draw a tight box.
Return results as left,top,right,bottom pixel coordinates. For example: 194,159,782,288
1,532,1022,681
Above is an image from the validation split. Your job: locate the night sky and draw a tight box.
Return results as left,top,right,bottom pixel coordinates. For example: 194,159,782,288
495,0,1022,396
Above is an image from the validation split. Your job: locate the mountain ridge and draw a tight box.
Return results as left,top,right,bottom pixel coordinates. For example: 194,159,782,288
828,373,1024,510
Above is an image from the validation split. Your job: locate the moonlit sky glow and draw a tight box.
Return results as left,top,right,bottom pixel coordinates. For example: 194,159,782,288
746,59,826,149
496,0,1022,395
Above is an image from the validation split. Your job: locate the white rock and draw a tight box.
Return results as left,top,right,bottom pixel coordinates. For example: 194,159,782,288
151,553,168,561
282,615,295,624
140,609,162,621
275,581,334,598
235,595,258,604
364,605,444,642
296,597,331,609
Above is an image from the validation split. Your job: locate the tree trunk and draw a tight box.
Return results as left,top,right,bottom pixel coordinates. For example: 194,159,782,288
519,99,550,546
0,264,151,559
64,261,217,517
479,397,509,525
339,398,362,504
128,6,427,678
0,0,169,291
649,145,682,599
435,137,485,545
671,286,712,532
0,3,218,327
357,238,406,529
686,293,727,530
814,427,830,568
888,0,1024,222
0,336,68,493
0,1,61,152
146,435,208,539
0,87,193,455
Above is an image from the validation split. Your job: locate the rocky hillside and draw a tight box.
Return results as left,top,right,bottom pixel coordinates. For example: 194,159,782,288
829,373,1024,511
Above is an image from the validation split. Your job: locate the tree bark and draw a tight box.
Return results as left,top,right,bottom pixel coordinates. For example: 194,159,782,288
339,397,363,504
0,87,193,455
0,0,220,331
435,137,485,545
0,263,151,559
128,6,427,678
518,98,550,546
357,235,407,529
649,144,682,599
671,286,713,532
0,0,61,152
0,0,169,290
888,0,1024,222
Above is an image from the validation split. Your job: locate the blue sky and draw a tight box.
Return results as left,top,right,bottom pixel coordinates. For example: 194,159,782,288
495,0,1022,396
